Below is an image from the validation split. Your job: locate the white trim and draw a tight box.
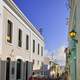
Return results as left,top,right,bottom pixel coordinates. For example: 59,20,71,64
3,0,44,41
16,56,24,61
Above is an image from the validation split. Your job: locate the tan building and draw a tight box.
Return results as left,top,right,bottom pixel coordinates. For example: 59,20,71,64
0,0,44,80
50,63,63,78
64,48,71,80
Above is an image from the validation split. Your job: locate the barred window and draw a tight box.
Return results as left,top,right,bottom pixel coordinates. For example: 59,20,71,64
18,29,22,47
16,59,22,79
26,35,29,50
38,43,40,55
41,46,43,56
7,20,13,43
33,40,35,53
6,57,11,80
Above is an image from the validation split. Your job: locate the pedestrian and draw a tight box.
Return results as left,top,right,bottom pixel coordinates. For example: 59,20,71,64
56,73,59,80
64,71,68,80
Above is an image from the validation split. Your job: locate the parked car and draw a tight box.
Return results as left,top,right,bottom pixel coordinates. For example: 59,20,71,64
29,75,48,80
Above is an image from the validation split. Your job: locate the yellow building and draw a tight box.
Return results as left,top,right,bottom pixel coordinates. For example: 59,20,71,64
43,56,63,78
52,63,63,78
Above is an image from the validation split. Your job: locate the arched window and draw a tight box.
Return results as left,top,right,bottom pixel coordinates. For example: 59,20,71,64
16,59,22,79
26,61,28,80
6,57,11,80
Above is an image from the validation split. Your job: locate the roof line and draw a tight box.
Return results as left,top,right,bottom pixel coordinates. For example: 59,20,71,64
3,0,44,41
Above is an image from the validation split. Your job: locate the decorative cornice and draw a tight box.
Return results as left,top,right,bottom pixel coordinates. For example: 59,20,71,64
3,0,44,41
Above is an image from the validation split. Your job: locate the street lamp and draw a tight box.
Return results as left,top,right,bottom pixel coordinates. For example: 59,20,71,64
69,30,77,80
69,30,76,38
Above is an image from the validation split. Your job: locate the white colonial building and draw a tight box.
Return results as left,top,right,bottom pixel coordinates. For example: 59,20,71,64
0,0,44,80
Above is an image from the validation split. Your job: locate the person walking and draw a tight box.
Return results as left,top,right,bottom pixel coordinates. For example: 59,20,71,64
64,71,68,80
56,73,59,80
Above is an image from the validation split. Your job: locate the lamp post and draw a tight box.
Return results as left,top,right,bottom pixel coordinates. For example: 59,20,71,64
69,30,77,80
69,30,76,38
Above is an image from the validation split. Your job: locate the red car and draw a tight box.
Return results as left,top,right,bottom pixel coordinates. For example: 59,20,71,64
29,76,48,80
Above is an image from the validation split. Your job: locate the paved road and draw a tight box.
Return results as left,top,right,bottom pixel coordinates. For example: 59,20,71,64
54,76,64,80
48,78,64,80
48,75,65,80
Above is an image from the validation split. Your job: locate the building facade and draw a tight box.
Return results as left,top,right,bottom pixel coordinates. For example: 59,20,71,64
68,0,80,80
0,0,44,80
64,48,71,80
43,57,63,78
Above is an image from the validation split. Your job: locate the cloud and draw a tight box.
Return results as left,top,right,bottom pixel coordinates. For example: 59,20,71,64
44,49,52,57
54,46,66,66
44,45,66,66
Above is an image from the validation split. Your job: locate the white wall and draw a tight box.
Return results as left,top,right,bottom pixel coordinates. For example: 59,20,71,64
1,7,31,62
0,0,3,56
31,32,44,70
0,0,44,71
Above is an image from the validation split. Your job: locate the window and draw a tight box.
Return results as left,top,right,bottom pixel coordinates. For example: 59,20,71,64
7,20,13,43
26,35,29,50
38,43,40,55
16,59,22,79
33,40,35,53
33,59,35,65
41,47,43,56
6,57,11,80
18,29,22,47
26,61,28,80
11,67,15,75
41,62,44,75
37,60,39,65
41,62,43,66
49,61,51,65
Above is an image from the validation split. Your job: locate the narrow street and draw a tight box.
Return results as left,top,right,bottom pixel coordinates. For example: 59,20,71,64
0,0,76,80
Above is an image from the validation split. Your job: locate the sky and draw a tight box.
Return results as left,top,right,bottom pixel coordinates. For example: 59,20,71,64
13,0,68,66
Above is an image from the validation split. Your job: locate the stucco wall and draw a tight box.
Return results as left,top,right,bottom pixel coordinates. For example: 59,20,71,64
0,0,44,71
0,0,3,56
